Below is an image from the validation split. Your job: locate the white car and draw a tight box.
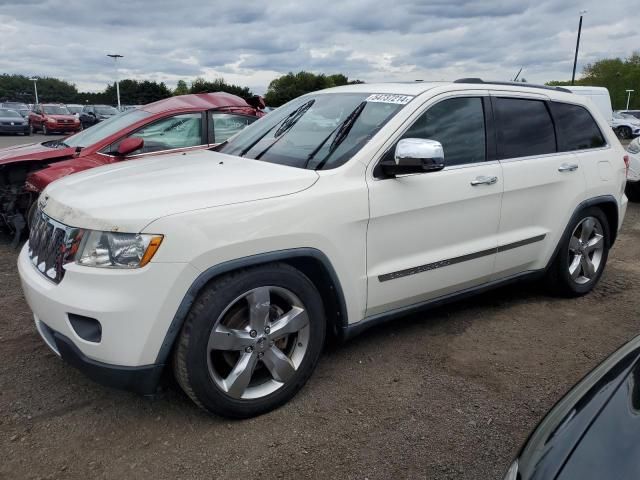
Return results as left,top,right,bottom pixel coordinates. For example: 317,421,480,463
612,111,640,139
18,80,628,418
625,137,640,201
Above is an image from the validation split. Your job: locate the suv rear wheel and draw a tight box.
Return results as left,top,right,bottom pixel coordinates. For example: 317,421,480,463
173,263,326,418
546,207,610,297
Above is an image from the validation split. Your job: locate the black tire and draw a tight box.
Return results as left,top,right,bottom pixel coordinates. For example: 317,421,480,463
42,124,48,135
173,263,326,418
626,182,640,202
545,207,610,297
28,123,34,135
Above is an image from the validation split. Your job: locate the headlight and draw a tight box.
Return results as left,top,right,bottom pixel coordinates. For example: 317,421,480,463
628,138,640,155
76,231,163,268
46,117,56,123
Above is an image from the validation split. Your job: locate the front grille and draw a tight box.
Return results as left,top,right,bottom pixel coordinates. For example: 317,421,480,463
56,119,73,124
28,209,80,284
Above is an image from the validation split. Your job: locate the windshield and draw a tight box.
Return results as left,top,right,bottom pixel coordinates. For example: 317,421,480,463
43,105,70,115
96,106,118,115
0,109,21,118
66,105,83,114
216,92,410,170
63,109,151,148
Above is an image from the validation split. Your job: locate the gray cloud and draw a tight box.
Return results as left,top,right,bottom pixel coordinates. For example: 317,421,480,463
0,0,637,94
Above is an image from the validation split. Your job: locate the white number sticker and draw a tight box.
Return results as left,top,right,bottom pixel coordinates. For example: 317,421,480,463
365,94,413,105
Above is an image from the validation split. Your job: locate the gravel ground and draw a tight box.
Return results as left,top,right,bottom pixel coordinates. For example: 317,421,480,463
0,131,638,479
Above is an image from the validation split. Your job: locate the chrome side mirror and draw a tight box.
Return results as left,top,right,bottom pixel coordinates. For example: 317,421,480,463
379,138,445,177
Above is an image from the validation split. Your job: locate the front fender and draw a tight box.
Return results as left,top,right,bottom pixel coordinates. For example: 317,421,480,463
26,156,111,192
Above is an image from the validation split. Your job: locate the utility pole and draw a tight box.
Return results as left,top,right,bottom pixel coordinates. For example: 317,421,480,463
29,77,38,104
626,90,634,110
107,54,124,109
571,10,587,85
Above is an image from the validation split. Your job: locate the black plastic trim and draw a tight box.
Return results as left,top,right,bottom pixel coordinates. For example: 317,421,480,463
155,248,348,364
342,270,544,340
454,78,573,94
52,331,164,395
378,234,546,282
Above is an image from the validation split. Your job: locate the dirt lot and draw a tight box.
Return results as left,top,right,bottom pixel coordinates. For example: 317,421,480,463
0,140,639,478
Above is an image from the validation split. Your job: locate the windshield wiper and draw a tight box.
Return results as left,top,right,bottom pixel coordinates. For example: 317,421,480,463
312,101,367,170
237,99,315,158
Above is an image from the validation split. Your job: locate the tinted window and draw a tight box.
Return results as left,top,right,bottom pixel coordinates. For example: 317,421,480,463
551,102,606,151
209,113,256,144
392,97,486,166
495,98,556,159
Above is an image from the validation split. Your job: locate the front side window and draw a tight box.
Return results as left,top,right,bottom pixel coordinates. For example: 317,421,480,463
495,98,556,159
209,113,257,144
391,97,486,166
96,106,118,115
550,102,606,151
112,113,204,155
42,105,70,115
216,92,408,170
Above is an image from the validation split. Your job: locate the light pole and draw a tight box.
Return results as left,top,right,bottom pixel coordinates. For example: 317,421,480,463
626,89,634,110
29,77,38,104
107,54,123,109
571,10,587,86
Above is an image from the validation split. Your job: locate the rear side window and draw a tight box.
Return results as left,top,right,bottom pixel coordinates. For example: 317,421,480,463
495,98,556,159
550,102,606,151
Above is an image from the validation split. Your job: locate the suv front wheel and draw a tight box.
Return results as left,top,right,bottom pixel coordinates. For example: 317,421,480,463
546,207,610,297
173,263,326,418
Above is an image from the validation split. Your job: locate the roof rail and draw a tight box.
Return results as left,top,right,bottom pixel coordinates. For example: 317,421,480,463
453,78,573,94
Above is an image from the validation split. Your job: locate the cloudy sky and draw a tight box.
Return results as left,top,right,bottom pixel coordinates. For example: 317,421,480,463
0,0,637,94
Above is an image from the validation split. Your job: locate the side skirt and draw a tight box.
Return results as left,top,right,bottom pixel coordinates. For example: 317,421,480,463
339,269,544,340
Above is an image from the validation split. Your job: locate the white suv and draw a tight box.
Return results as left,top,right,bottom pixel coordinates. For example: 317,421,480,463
18,80,628,418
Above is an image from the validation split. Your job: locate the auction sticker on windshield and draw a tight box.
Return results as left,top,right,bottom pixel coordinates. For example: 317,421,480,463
365,94,414,105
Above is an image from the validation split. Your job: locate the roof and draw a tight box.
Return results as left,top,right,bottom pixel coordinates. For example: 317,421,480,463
319,82,449,96
141,92,251,114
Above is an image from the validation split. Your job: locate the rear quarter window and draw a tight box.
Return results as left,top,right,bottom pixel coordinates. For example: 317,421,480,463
550,102,606,151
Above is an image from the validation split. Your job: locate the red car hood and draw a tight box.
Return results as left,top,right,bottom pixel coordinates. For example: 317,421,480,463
47,114,77,121
26,156,110,192
0,142,77,166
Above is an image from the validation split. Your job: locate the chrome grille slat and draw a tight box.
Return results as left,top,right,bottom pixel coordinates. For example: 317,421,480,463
27,209,79,284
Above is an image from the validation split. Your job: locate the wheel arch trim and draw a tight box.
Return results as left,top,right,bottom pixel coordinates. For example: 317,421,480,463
154,247,348,365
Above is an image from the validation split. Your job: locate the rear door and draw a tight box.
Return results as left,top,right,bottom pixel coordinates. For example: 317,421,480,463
491,93,587,278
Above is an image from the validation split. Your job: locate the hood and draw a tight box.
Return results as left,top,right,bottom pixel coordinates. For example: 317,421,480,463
26,156,110,192
0,115,27,123
0,142,77,166
46,114,77,121
41,150,319,232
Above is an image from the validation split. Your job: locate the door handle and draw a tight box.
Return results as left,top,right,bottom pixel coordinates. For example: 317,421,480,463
471,175,498,186
558,163,579,172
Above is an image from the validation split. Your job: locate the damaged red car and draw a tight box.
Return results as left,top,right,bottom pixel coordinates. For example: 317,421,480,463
0,92,265,243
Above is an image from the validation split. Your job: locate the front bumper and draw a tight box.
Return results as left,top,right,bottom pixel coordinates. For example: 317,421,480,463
46,123,81,132
18,243,199,369
0,124,29,134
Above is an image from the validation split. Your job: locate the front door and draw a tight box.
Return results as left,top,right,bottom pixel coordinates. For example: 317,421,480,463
366,94,503,317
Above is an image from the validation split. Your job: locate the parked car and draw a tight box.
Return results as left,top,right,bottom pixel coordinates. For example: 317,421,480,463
0,108,30,136
65,104,84,117
1,101,29,111
503,334,640,480
619,109,640,120
625,137,640,201
612,111,640,139
0,92,264,242
78,104,119,128
28,104,81,135
17,80,628,418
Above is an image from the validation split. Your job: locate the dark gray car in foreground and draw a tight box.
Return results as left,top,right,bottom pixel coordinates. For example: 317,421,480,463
504,334,640,479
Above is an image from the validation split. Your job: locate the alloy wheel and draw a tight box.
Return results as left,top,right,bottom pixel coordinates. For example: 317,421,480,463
207,286,310,400
568,216,605,285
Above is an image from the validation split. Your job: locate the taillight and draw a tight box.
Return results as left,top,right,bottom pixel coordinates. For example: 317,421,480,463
624,155,630,176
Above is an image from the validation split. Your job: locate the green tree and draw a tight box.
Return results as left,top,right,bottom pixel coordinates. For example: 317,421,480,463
174,79,189,96
547,52,640,109
103,79,172,105
264,71,364,107
0,74,78,103
189,77,253,98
